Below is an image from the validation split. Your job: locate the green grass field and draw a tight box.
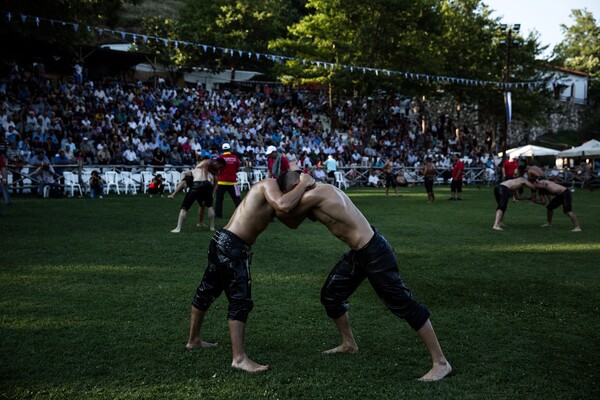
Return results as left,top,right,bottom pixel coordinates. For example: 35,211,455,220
1,185,599,399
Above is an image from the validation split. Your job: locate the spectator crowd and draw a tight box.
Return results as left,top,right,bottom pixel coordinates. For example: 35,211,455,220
0,60,503,190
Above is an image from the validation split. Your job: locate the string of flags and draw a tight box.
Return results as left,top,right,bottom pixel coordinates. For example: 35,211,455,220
4,11,547,89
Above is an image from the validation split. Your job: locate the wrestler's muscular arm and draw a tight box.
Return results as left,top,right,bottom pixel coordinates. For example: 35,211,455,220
262,173,315,214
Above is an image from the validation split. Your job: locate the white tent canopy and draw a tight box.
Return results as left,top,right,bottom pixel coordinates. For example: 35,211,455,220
557,139,600,158
499,145,560,158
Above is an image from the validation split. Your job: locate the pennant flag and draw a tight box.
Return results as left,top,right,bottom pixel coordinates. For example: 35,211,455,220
21,14,26,23
121,32,126,40
35,17,40,27
7,12,12,22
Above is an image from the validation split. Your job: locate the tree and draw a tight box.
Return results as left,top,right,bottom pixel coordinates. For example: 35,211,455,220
554,9,600,138
178,0,300,72
554,9,600,76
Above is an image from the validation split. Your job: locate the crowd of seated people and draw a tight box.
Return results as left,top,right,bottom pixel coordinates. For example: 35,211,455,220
0,61,523,191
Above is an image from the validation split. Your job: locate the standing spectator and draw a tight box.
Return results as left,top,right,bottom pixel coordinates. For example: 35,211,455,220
215,143,241,219
323,154,338,180
501,156,519,181
449,154,464,200
266,145,290,179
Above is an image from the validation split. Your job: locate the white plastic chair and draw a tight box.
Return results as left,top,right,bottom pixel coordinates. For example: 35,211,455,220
156,172,171,193
63,171,83,197
236,171,251,191
140,171,154,193
334,171,348,190
252,170,264,184
119,171,138,195
103,171,121,195
169,170,181,193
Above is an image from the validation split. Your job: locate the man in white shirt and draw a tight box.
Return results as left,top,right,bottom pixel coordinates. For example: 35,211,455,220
123,147,138,165
323,154,338,180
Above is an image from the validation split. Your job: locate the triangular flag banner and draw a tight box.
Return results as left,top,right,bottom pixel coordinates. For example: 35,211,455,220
2,11,545,90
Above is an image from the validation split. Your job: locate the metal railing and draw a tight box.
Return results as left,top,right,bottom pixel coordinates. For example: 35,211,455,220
3,164,597,195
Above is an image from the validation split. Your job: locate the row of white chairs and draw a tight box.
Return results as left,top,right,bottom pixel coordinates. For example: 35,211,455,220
62,169,183,197
235,170,348,191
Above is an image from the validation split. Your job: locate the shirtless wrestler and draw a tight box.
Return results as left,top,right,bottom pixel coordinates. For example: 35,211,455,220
535,179,581,232
276,171,452,382
492,177,536,230
184,172,315,373
171,159,224,233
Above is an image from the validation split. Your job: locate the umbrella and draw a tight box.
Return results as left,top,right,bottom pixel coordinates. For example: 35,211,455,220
557,139,600,157
499,145,560,158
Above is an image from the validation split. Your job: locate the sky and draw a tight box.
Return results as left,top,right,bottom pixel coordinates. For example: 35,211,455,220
482,0,600,55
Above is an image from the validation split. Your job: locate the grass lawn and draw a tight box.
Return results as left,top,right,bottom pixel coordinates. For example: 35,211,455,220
1,185,599,399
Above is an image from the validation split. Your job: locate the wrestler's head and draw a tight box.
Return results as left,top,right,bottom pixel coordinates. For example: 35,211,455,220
277,170,301,193
208,158,226,175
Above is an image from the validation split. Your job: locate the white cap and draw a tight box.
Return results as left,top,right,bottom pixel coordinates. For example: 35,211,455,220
265,145,277,155
222,143,231,150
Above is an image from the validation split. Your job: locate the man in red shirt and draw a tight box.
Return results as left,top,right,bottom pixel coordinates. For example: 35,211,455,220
449,154,464,200
266,145,290,179
502,156,519,181
215,143,241,218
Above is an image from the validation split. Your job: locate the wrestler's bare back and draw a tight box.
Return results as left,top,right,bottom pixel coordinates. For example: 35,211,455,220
535,179,566,195
190,160,214,182
224,181,277,245
283,183,374,250
501,177,535,191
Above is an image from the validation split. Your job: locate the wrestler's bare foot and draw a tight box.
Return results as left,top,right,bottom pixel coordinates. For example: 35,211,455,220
210,226,216,232
197,223,207,228
231,356,269,373
171,228,181,233
418,361,453,382
168,194,175,199
492,225,504,231
323,343,358,354
184,340,218,350
572,227,582,232
541,223,552,227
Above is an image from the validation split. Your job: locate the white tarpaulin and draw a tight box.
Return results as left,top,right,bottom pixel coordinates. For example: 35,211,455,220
557,139,600,157
499,145,560,158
